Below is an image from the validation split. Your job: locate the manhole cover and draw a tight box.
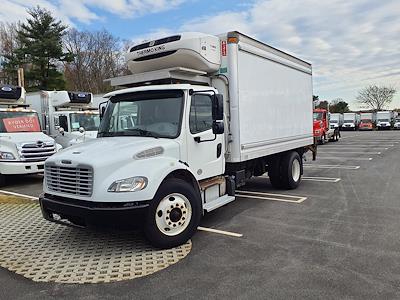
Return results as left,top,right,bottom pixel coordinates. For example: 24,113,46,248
0,198,192,284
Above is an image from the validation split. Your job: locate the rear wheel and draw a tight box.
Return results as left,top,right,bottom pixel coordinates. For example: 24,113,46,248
269,152,302,190
144,178,201,249
0,174,5,187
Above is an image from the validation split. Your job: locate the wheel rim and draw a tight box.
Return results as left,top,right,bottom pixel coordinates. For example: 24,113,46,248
155,193,192,236
291,158,301,182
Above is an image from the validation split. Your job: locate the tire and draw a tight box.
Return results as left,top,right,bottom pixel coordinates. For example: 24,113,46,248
144,178,202,249
280,151,302,190
0,174,5,187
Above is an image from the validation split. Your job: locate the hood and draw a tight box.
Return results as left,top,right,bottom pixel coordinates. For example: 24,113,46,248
47,136,181,169
0,132,55,144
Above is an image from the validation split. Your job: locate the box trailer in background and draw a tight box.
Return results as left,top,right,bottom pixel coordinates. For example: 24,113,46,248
376,111,394,130
0,85,59,186
329,113,344,129
359,112,376,131
40,31,315,248
26,91,100,148
342,112,360,130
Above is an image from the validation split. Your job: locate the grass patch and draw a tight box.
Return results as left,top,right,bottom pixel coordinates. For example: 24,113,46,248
0,194,34,204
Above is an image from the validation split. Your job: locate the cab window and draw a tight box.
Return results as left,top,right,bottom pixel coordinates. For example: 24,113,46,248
189,94,213,134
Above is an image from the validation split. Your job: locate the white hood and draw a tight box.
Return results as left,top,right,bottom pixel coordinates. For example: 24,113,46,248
0,132,55,144
47,136,181,169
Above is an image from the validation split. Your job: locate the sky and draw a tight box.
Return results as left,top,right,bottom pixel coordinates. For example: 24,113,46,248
2,0,400,110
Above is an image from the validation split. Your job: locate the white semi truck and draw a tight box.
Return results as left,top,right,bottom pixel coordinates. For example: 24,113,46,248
26,91,100,148
39,31,315,248
342,112,360,130
329,113,344,129
0,84,60,186
376,111,394,130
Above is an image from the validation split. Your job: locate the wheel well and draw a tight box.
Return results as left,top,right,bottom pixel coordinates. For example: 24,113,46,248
164,169,201,199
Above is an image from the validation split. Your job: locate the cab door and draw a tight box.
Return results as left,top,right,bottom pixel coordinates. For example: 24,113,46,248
186,93,224,180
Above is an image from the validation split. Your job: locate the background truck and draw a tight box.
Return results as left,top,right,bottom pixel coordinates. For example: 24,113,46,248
329,113,343,130
313,109,340,144
376,111,394,130
0,84,59,186
342,112,360,130
26,91,100,148
359,112,376,130
40,31,315,248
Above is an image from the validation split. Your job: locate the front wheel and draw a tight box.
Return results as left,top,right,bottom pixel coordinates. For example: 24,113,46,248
144,178,202,249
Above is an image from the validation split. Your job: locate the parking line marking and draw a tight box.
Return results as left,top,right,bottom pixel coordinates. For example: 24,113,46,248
318,151,381,155
319,147,388,150
0,190,37,200
260,175,340,183
304,164,360,170
197,226,243,237
316,156,373,161
302,176,341,182
236,190,307,203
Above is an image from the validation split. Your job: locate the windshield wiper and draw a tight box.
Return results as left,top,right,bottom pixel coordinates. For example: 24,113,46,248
126,128,159,138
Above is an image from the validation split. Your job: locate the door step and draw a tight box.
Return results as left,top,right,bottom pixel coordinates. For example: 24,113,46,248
203,195,235,212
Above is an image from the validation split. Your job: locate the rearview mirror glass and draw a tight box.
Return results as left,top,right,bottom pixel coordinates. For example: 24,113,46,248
212,94,223,121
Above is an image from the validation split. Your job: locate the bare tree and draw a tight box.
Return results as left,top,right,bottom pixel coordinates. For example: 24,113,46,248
356,85,396,111
0,22,20,84
63,29,128,93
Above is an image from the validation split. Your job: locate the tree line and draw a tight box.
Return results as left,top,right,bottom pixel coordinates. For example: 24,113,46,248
0,6,129,94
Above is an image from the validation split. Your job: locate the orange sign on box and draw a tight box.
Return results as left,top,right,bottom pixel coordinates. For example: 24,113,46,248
3,117,41,132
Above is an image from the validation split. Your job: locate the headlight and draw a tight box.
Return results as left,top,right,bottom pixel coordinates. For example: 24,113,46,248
108,176,148,192
0,151,16,161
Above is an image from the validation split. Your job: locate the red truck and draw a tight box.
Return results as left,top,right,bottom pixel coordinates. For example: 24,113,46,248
313,108,340,144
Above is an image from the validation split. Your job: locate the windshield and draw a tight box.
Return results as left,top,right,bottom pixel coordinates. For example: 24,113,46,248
360,119,371,123
313,112,323,121
378,119,389,122
0,111,41,133
344,120,353,123
98,90,184,138
70,113,100,131
330,120,338,123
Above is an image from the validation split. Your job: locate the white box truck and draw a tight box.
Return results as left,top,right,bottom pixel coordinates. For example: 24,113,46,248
329,113,343,129
376,111,394,130
0,84,60,186
342,112,360,130
26,91,100,148
39,31,315,248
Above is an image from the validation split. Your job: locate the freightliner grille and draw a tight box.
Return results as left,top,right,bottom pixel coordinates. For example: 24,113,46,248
45,164,93,196
18,142,56,162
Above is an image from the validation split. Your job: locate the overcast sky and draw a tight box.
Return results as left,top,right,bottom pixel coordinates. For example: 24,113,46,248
2,0,399,109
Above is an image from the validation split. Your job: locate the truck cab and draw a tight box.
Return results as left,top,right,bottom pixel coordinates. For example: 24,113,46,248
0,84,60,186
313,109,338,144
359,119,373,130
27,91,100,148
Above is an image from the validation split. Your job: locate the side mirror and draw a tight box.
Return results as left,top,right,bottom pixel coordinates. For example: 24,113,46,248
212,121,224,134
79,127,85,133
59,127,65,136
212,94,224,121
99,101,108,120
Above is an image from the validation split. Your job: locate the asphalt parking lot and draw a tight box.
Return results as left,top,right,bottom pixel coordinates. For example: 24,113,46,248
1,130,400,299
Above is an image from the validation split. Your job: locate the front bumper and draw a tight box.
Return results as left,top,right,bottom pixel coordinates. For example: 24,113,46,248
0,161,45,175
39,193,150,229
